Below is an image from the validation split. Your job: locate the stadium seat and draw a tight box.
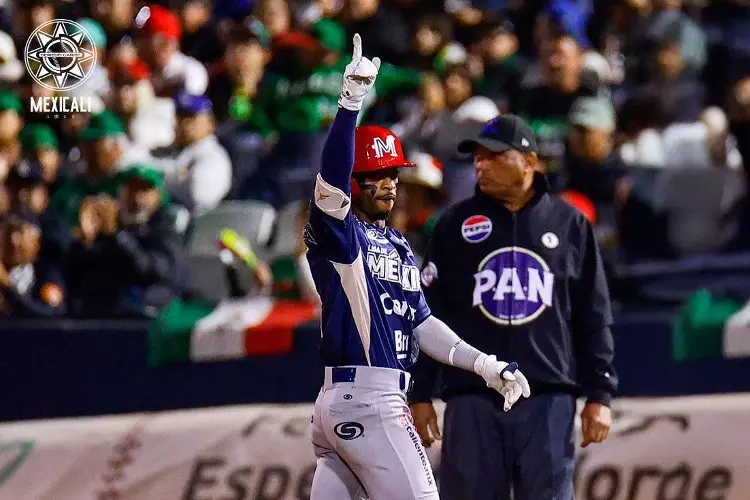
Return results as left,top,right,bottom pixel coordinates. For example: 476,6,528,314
186,200,277,256
185,254,233,304
652,168,746,257
614,252,750,305
267,201,305,260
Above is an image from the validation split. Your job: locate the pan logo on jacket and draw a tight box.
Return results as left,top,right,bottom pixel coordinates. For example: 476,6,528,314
461,215,493,243
472,247,554,325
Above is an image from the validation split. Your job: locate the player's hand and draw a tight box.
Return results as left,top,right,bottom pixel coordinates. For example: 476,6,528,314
410,402,441,448
580,402,611,448
338,34,381,111
475,355,531,411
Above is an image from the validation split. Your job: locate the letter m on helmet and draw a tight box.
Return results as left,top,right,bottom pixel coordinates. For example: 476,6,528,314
372,135,398,159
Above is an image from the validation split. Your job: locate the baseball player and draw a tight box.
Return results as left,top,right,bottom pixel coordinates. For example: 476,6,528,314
304,35,531,500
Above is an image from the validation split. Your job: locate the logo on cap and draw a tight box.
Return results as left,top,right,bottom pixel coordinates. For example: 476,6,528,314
472,247,555,325
521,138,530,147
481,118,499,135
372,135,398,159
24,20,97,91
461,215,493,243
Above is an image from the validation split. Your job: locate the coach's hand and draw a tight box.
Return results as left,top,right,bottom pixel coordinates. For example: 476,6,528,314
410,402,441,448
338,33,381,111
580,402,611,448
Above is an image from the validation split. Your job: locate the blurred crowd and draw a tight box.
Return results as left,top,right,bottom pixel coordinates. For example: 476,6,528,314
0,0,749,318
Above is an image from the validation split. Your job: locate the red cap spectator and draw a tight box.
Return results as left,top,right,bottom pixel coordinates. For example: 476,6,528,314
142,5,181,42
110,59,151,83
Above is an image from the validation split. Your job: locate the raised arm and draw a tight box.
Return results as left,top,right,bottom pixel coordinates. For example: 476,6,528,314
308,34,381,264
318,34,381,194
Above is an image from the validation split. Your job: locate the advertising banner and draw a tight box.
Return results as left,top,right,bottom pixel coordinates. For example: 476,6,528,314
1,395,748,499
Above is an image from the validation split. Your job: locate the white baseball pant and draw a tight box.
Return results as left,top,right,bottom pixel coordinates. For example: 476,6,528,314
309,366,439,500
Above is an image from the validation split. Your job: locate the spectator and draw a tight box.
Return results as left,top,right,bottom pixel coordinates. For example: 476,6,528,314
393,72,446,155
138,4,209,96
0,209,66,317
0,90,24,167
0,30,24,84
423,63,479,162
634,24,706,123
179,0,224,66
152,91,232,215
19,124,61,187
558,96,628,206
90,0,137,47
389,151,445,260
7,160,50,218
76,17,112,101
517,30,599,170
415,64,500,201
471,17,526,112
6,159,70,260
640,0,707,77
208,22,271,122
50,110,137,225
617,88,673,167
109,60,177,151
407,13,454,71
65,164,186,318
12,0,56,41
255,0,292,37
340,0,411,65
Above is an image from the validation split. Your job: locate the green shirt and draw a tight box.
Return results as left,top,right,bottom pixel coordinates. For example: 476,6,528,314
247,58,422,135
50,175,120,225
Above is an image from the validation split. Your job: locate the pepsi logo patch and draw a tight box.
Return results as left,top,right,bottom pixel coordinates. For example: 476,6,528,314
462,215,493,243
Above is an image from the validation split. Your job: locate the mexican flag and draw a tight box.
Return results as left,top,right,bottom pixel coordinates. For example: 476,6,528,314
672,289,750,361
148,297,318,366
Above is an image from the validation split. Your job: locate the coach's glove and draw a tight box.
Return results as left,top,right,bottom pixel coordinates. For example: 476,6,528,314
338,33,381,111
474,355,532,411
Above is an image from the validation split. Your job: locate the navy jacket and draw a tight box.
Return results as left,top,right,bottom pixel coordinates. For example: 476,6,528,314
410,176,618,405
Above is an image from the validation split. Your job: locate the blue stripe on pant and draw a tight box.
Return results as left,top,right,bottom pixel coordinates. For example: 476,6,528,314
439,392,576,500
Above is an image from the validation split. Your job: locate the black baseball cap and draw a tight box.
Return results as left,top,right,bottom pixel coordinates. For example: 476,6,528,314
457,114,538,155
6,159,46,187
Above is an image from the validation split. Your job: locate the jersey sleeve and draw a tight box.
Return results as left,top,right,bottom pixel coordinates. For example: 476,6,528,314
412,290,431,329
307,108,360,265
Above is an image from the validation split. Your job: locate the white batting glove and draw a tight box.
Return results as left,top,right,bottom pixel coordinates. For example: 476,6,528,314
474,355,532,411
338,33,381,111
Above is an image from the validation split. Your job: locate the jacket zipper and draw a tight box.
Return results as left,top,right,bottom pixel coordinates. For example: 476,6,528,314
510,213,517,358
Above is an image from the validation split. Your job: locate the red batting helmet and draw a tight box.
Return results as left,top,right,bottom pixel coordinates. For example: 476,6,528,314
351,125,415,198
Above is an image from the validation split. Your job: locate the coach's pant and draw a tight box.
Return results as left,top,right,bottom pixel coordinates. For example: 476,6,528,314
310,366,439,500
439,392,575,500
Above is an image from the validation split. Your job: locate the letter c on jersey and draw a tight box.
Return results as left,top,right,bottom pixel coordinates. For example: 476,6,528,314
334,422,365,440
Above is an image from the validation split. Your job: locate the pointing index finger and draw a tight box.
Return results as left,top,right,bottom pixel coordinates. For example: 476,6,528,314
352,33,362,65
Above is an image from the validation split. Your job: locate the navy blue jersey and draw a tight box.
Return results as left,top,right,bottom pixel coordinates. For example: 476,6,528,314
304,108,430,370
